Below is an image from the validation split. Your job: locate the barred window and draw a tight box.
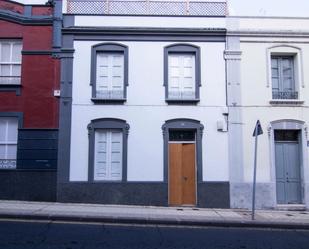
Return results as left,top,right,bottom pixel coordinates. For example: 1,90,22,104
271,56,297,100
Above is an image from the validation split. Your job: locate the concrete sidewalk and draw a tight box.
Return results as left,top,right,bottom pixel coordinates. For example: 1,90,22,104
0,200,308,229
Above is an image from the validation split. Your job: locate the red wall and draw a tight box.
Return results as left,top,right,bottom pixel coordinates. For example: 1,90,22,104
32,6,53,16
0,13,59,128
0,0,23,14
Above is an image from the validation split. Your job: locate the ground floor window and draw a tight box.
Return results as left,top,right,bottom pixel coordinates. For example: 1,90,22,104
88,118,129,182
94,130,122,181
0,117,18,169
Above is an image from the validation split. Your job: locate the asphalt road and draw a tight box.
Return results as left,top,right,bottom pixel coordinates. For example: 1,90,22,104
0,219,308,249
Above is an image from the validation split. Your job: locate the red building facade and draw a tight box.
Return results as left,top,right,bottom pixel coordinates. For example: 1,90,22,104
0,0,59,201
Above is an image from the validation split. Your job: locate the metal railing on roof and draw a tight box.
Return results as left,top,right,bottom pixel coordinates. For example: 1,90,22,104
66,0,227,16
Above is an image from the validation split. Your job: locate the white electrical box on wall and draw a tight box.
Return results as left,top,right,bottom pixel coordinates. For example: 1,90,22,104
53,90,61,97
217,120,228,132
221,107,229,115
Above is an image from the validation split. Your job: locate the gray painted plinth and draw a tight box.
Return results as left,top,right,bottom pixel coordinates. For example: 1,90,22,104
304,184,309,208
198,182,230,208
58,183,168,206
0,171,56,202
230,183,276,209
58,182,230,208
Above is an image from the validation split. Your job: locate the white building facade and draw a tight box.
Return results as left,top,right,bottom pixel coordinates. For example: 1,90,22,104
57,1,309,210
57,0,230,207
227,17,309,209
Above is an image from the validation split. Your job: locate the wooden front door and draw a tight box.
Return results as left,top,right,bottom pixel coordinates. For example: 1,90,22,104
168,143,196,206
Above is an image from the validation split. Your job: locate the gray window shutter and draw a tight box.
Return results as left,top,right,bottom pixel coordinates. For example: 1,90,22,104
271,56,295,99
271,58,280,93
281,58,294,92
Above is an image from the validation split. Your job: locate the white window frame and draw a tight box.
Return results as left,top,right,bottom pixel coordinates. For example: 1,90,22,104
0,40,22,85
266,45,304,104
0,117,18,169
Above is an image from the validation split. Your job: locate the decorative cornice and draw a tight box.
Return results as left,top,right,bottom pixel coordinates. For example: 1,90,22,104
63,27,227,42
227,30,309,38
0,10,52,25
22,50,52,55
304,125,308,139
63,26,227,36
267,125,272,137
59,49,75,58
124,124,130,136
224,50,242,60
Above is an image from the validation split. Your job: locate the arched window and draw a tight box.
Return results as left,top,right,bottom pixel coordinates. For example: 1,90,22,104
164,44,201,103
87,118,129,181
90,43,128,103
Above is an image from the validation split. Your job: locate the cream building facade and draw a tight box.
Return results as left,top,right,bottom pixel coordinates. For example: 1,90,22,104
227,16,309,209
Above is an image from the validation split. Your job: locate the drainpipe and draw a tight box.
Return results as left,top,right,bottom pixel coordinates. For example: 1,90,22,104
46,0,62,55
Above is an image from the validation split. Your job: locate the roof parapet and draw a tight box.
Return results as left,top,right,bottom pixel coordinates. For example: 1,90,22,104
66,0,227,16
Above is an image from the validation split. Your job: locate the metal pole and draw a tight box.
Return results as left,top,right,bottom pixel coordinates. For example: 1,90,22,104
251,126,258,220
107,0,110,14
146,0,150,14
186,0,190,15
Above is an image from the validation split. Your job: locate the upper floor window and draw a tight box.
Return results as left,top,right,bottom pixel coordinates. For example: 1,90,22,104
164,44,201,103
90,43,128,103
0,117,18,169
271,56,297,100
267,45,304,103
0,41,22,85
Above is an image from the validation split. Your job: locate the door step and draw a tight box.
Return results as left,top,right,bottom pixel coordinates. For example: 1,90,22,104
276,204,306,211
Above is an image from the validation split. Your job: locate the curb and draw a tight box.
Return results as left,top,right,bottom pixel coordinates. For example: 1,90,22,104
0,213,309,230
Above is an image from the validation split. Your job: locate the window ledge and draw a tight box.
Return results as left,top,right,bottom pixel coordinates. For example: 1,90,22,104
0,84,21,96
91,98,126,104
166,99,200,105
269,99,304,106
91,180,125,183
0,168,57,172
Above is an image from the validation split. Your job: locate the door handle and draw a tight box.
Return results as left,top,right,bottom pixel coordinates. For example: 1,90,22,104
183,176,188,181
